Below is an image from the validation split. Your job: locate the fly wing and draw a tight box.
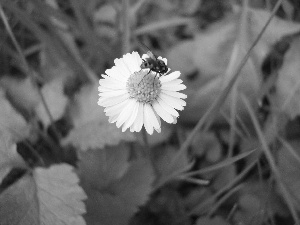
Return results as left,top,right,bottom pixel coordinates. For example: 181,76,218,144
146,51,156,60
138,41,158,59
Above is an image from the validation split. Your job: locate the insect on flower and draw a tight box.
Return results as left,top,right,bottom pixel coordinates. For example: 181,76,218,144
141,50,169,76
139,43,169,78
98,51,187,135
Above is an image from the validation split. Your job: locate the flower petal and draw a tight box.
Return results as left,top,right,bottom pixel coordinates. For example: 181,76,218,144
122,101,139,132
154,56,167,66
99,81,126,90
122,51,142,73
159,71,180,83
116,99,137,128
98,94,129,107
152,101,174,123
100,75,126,87
112,61,132,80
114,52,141,75
131,103,144,132
105,66,128,82
161,90,187,99
172,116,177,124
160,92,186,110
142,54,149,60
104,99,129,117
153,112,161,133
114,58,131,75
143,104,156,135
157,97,179,117
161,79,183,86
99,89,128,97
98,86,121,93
101,74,124,83
110,114,120,124
161,83,186,92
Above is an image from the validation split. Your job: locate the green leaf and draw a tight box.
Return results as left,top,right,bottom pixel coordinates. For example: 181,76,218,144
84,158,154,225
0,89,29,141
278,140,300,210
156,145,192,179
35,76,68,127
235,181,288,225
0,171,39,225
212,164,236,191
0,76,40,117
110,159,154,206
168,6,300,124
0,164,87,225
0,132,25,183
78,145,130,189
276,38,300,119
63,84,135,151
63,120,135,151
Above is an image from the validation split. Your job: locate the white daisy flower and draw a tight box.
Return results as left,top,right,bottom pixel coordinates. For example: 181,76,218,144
98,51,187,135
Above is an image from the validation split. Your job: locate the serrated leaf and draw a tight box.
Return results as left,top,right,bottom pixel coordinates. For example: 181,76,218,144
35,76,68,127
63,84,135,151
276,38,300,119
84,158,154,225
35,164,87,224
0,171,39,225
0,164,87,225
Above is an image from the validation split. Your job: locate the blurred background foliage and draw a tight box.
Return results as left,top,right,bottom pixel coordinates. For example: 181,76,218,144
1,0,300,225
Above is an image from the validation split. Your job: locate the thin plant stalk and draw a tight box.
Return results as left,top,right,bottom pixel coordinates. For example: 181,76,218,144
0,4,61,139
242,95,300,225
168,0,283,172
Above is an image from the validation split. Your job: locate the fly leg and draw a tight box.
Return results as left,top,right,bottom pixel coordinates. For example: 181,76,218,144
138,69,151,85
152,72,160,89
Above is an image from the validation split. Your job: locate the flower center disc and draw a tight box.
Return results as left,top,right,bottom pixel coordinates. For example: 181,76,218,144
126,70,162,104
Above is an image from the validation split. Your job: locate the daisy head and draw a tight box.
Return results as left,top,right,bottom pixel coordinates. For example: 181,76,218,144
98,51,187,135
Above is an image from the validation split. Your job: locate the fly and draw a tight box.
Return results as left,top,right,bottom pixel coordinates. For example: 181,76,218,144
141,50,168,76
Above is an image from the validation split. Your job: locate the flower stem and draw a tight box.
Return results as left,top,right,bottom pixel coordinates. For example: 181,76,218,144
142,128,159,178
142,127,149,147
